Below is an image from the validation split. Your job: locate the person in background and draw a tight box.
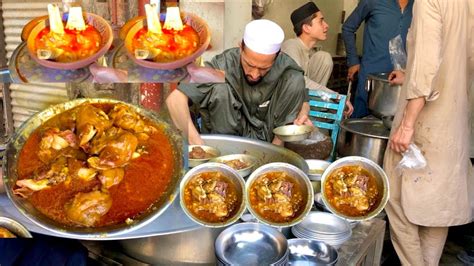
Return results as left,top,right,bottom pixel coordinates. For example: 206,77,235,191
384,0,473,265
166,19,308,146
342,0,413,118
282,1,353,118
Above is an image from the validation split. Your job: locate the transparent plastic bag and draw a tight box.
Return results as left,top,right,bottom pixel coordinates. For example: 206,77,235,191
389,35,407,70
395,144,427,174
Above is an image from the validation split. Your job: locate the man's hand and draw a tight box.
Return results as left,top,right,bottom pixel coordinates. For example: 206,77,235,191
389,70,405,85
347,64,360,81
343,99,354,118
294,102,314,126
185,63,225,83
89,63,128,83
389,123,414,153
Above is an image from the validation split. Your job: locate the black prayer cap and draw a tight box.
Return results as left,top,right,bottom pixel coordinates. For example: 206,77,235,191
290,2,320,27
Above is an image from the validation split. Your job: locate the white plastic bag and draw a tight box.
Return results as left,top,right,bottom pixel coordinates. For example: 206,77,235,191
396,144,427,174
389,35,407,70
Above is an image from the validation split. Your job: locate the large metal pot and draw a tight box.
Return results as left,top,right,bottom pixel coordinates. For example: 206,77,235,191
366,73,402,118
119,226,225,265
2,98,185,239
337,119,390,165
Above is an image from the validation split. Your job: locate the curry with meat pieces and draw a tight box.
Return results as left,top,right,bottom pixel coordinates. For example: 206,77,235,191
324,165,381,217
189,146,214,159
249,171,305,223
132,24,199,63
223,159,250,170
35,24,101,62
14,103,175,227
0,227,17,238
183,171,240,223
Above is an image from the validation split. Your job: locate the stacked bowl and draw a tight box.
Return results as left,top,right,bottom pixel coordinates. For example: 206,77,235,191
215,223,289,265
291,212,352,249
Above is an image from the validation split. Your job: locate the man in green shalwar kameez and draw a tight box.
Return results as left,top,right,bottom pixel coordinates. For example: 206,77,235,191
166,19,308,145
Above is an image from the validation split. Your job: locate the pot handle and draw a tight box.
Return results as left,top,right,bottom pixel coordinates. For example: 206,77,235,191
365,78,372,92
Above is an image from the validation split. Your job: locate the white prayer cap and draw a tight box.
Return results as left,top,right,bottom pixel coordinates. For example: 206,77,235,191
243,19,284,55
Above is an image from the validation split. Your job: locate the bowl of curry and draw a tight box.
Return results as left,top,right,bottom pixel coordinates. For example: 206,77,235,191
321,156,389,221
121,12,210,70
188,145,220,168
180,162,246,227
246,162,313,227
2,99,185,238
24,12,113,70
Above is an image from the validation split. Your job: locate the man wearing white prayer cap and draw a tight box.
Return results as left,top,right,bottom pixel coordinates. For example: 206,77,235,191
166,19,309,145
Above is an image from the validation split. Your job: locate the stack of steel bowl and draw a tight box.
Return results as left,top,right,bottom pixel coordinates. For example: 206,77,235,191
287,238,338,265
215,223,289,265
291,212,352,249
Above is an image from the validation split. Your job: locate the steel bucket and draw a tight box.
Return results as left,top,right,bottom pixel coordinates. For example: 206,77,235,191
366,73,402,118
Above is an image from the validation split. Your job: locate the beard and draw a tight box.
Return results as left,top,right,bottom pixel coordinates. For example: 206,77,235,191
244,74,263,86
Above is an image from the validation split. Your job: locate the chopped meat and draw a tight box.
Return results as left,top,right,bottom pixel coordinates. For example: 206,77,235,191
214,181,228,197
354,174,369,192
223,159,249,170
189,146,210,159
279,181,293,198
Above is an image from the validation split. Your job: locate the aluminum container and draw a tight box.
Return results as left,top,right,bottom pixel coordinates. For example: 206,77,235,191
188,145,220,168
0,216,32,238
3,98,186,238
273,125,313,142
320,156,389,221
366,73,402,118
337,119,390,166
210,154,257,178
246,162,314,227
180,162,246,228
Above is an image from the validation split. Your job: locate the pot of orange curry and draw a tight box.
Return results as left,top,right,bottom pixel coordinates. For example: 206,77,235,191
320,156,389,221
2,98,185,238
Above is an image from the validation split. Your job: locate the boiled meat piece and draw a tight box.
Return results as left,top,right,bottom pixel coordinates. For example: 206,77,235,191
65,190,112,227
76,105,112,147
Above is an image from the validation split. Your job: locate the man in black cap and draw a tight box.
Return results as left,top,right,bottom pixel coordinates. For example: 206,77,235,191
282,1,353,117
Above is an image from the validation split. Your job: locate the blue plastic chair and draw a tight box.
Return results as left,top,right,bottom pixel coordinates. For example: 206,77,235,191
308,90,346,161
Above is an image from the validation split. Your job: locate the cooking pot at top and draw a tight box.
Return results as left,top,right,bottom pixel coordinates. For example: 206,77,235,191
366,73,402,119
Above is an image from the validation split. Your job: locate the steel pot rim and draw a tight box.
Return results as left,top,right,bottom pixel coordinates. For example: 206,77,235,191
339,119,389,140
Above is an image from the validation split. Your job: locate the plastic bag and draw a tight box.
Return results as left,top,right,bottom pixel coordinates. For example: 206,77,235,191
389,35,407,70
395,144,427,174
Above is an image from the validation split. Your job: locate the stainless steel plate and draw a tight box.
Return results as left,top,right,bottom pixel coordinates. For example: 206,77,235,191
215,222,288,265
288,238,338,265
297,211,351,236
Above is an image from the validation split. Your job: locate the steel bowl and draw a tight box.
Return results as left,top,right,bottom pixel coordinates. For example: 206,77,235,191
273,125,313,142
25,12,113,70
306,159,330,181
215,222,288,265
246,162,314,227
288,238,338,266
0,216,32,238
188,145,220,168
210,154,257,178
180,162,246,228
320,156,389,221
121,12,210,70
2,98,185,238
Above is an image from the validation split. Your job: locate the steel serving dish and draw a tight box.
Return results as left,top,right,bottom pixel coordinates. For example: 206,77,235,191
337,119,390,166
246,162,314,227
180,162,246,228
121,12,211,70
2,98,185,238
366,73,402,118
210,154,257,178
24,12,113,70
0,216,33,238
288,238,338,265
188,144,220,168
215,222,288,265
273,125,313,142
320,156,389,221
